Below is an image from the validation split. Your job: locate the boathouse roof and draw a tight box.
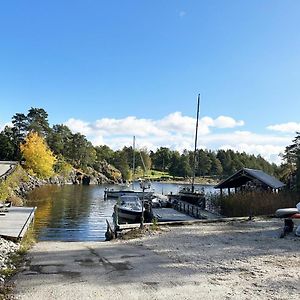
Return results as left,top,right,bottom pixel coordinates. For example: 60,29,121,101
214,168,285,190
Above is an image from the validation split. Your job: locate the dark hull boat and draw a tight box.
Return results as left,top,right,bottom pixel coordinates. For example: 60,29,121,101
105,188,154,199
178,186,206,209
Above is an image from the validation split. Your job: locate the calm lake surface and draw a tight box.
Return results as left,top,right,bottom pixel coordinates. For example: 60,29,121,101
26,182,215,242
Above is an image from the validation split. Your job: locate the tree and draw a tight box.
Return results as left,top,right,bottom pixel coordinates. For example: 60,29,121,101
282,132,300,191
64,133,96,169
151,147,172,171
47,124,73,156
209,153,223,176
177,153,192,178
0,132,15,160
20,132,56,178
27,107,50,137
197,150,212,176
137,148,152,172
169,151,181,177
94,145,115,164
113,150,131,181
11,113,28,142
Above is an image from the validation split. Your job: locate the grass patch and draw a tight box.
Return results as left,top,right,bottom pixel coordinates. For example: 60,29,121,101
141,169,219,184
142,170,172,180
150,218,160,231
18,225,36,255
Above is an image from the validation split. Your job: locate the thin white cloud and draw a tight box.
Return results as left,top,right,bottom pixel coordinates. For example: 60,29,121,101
63,113,291,164
267,122,300,133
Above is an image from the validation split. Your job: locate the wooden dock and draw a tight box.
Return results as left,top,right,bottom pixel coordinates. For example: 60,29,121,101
172,200,221,219
0,206,36,240
152,208,196,222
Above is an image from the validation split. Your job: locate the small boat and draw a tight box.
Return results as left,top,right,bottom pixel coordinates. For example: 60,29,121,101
177,186,206,208
276,202,300,237
104,188,154,199
115,195,144,222
275,207,299,218
151,194,169,208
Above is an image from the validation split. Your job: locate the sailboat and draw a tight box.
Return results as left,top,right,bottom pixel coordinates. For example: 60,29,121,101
104,136,154,199
169,94,206,209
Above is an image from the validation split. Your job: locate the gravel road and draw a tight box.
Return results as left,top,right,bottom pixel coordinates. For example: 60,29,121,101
12,219,300,300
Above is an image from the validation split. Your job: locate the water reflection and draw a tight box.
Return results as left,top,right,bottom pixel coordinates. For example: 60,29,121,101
26,185,115,242
26,183,216,242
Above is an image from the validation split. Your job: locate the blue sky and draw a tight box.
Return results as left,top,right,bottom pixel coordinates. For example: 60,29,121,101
0,1,299,163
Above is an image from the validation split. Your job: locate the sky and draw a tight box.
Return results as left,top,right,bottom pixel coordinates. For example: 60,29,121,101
0,1,300,164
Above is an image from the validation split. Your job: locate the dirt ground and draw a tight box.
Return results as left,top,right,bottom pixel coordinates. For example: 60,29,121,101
12,219,299,300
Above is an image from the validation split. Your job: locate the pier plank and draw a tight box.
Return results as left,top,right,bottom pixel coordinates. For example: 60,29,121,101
152,208,196,222
0,207,36,240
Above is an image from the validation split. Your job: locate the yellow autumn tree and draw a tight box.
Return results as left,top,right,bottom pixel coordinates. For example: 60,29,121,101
20,132,56,178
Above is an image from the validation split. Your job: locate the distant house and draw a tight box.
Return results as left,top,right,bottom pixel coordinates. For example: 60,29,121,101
214,168,285,195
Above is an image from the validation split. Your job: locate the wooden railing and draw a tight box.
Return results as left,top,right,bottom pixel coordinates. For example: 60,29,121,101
173,200,206,219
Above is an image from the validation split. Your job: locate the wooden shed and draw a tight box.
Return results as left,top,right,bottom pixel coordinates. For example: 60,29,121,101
214,168,285,195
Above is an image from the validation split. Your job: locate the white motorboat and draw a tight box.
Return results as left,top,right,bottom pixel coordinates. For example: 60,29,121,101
115,195,144,222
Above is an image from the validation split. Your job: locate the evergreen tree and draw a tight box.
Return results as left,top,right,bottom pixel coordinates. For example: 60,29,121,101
0,131,15,160
197,149,212,176
151,147,172,171
27,107,50,136
169,151,181,177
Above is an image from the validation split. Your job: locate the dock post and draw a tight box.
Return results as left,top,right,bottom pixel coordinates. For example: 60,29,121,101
105,219,114,241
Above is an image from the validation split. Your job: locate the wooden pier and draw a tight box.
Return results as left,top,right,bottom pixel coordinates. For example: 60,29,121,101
152,208,196,222
172,200,220,219
0,206,36,240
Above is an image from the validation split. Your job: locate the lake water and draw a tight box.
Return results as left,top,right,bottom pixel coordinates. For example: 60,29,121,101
26,182,215,242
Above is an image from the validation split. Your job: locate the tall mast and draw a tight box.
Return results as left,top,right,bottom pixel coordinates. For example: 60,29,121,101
132,136,136,189
192,94,200,192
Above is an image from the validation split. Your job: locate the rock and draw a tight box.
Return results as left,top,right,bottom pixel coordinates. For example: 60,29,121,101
0,238,19,285
95,161,122,183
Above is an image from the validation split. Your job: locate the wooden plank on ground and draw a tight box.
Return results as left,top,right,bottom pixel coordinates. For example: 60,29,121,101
117,216,255,230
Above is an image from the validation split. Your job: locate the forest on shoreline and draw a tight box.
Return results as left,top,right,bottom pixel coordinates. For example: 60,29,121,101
0,107,299,190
